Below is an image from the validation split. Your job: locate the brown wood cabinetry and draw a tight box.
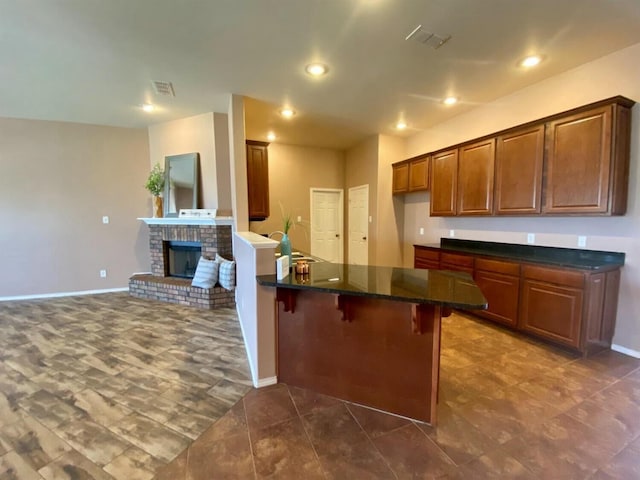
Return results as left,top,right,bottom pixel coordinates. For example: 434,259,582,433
413,245,621,354
495,125,544,214
402,96,633,217
457,139,495,215
544,103,631,215
246,140,270,221
409,155,429,191
430,149,458,216
414,247,440,270
392,154,430,195
392,162,409,194
440,252,474,276
474,258,520,327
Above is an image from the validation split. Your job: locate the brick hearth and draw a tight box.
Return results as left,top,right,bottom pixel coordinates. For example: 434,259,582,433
130,221,235,309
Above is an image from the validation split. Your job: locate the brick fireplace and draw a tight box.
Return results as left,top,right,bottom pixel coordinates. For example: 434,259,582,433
129,218,235,309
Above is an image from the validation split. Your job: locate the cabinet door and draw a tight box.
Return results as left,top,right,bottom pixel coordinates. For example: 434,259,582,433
246,141,270,220
440,252,474,276
458,139,495,215
474,271,519,327
409,156,429,192
392,162,409,194
544,105,613,214
495,125,544,214
414,247,440,270
430,150,458,216
519,269,584,349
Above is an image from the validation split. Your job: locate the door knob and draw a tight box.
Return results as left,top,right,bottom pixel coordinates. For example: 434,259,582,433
335,234,340,238
362,236,367,240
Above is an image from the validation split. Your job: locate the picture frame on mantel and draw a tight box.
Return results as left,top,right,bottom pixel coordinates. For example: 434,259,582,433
163,152,200,217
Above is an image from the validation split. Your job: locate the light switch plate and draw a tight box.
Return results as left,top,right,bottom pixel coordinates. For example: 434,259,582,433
578,236,587,247
527,233,535,244
449,230,455,237
419,227,424,235
102,216,109,224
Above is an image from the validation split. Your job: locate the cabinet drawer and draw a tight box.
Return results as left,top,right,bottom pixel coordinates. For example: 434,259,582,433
475,258,520,276
415,247,440,262
415,259,440,270
441,252,474,268
521,264,584,289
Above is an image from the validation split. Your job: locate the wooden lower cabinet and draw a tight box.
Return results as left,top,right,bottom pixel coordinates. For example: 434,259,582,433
519,276,583,349
474,270,520,327
413,246,620,354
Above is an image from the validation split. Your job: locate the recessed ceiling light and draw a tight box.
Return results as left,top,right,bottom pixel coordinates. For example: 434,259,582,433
519,55,543,68
396,121,407,130
280,108,295,118
267,132,276,141
305,63,328,76
443,96,458,105
142,103,155,112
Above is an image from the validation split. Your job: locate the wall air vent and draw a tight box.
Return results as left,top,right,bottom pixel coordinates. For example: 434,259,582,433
152,80,175,97
405,25,451,49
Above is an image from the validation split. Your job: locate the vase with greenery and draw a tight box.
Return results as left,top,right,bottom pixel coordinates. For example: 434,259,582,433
145,163,165,217
280,210,293,264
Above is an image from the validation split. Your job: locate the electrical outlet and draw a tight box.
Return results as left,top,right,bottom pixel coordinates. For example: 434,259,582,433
100,269,107,278
527,233,535,244
578,236,587,247
419,227,424,235
102,216,109,224
297,216,302,222
449,229,455,237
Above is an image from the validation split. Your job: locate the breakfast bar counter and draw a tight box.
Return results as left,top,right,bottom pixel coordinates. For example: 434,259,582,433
257,263,486,424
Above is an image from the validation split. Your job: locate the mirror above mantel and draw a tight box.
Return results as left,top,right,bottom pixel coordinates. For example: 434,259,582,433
164,152,200,217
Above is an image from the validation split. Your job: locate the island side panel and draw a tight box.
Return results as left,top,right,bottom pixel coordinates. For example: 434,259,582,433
276,288,442,423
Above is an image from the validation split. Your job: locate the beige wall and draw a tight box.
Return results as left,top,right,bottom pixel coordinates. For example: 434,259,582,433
148,112,219,210
345,136,379,263
0,117,150,297
213,112,232,213
400,41,640,354
249,142,345,254
376,135,406,266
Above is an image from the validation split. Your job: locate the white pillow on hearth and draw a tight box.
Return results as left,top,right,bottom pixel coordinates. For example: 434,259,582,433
216,254,236,291
191,257,219,289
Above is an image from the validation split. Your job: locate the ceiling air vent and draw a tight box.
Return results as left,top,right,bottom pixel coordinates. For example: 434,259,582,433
405,25,451,49
152,80,175,97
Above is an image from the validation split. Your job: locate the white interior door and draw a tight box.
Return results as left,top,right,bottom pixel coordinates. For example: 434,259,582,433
310,189,343,262
348,185,369,265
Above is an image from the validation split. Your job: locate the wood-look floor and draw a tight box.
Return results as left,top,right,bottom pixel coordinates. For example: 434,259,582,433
1,293,638,479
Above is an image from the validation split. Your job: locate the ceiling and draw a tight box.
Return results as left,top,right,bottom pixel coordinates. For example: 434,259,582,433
2,0,640,150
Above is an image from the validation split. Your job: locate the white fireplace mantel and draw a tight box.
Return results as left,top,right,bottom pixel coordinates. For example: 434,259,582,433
138,217,234,226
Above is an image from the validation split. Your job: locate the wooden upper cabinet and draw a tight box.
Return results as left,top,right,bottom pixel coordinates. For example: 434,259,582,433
246,140,270,220
408,155,429,192
495,125,544,215
544,101,632,215
392,162,409,194
430,149,458,216
457,139,495,215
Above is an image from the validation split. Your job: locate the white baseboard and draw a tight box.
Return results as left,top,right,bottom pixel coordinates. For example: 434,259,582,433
255,376,278,388
236,307,260,387
611,344,640,359
236,306,279,389
0,287,128,302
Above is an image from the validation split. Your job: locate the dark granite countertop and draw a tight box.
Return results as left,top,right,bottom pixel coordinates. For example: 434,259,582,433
415,238,625,270
257,262,487,310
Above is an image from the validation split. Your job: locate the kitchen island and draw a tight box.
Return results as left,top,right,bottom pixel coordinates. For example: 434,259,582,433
257,263,486,424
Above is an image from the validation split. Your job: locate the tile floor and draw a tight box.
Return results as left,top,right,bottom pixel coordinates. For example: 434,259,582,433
156,311,640,480
0,293,252,479
2,293,639,479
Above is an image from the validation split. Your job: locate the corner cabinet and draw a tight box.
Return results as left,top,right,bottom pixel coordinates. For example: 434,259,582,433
392,154,430,195
246,140,270,221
